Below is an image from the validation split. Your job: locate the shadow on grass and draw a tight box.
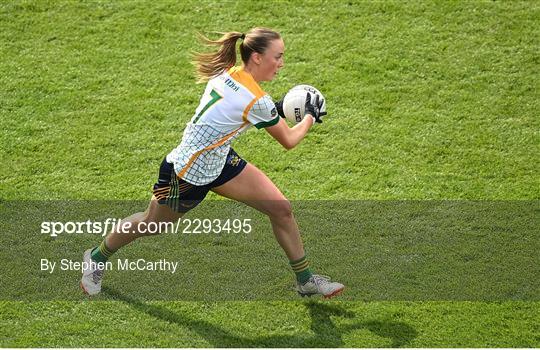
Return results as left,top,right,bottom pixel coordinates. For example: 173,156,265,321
103,287,417,347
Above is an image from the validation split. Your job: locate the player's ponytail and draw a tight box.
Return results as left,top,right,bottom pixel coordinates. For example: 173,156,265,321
194,31,244,83
194,28,281,83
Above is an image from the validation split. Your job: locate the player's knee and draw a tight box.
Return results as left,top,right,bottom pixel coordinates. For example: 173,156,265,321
267,199,293,219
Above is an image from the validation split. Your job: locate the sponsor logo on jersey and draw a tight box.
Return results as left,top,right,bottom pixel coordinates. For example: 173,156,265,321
224,78,240,92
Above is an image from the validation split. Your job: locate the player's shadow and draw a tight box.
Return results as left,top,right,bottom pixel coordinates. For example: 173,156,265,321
102,287,417,347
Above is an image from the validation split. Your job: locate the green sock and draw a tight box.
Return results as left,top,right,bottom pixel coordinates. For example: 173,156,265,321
289,256,313,284
90,240,115,263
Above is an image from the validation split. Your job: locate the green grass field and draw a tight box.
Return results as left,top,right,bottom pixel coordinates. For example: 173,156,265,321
1,0,539,347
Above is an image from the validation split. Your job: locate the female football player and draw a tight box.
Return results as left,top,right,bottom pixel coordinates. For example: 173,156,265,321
81,27,344,298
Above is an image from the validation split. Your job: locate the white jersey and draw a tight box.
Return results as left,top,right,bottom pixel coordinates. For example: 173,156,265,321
166,66,279,185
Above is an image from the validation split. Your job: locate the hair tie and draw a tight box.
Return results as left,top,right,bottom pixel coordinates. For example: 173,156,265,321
240,33,245,40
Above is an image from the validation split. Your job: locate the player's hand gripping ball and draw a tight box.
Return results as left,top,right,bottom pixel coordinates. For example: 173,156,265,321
281,85,327,124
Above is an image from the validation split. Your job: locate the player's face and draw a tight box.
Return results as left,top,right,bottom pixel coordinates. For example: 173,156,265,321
259,38,284,81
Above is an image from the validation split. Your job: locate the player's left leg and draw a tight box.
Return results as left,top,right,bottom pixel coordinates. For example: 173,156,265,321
211,162,344,298
213,163,304,260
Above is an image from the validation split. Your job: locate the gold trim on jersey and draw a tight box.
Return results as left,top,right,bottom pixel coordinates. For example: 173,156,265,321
227,66,266,99
177,122,249,179
175,67,266,181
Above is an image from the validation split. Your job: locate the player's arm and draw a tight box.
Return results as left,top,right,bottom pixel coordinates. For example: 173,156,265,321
266,93,324,150
265,116,314,150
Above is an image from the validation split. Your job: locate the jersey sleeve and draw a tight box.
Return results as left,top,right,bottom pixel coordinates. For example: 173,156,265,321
247,94,280,129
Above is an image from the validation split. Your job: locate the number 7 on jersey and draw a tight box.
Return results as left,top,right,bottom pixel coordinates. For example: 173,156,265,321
193,89,223,124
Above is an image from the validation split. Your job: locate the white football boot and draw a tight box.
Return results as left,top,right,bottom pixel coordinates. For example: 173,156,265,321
296,274,344,298
80,248,104,296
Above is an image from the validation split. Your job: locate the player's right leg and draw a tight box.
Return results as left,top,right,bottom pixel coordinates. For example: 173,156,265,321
80,157,204,295
80,197,183,295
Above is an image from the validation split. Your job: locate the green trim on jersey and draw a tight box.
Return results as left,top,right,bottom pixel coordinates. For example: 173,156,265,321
254,116,280,129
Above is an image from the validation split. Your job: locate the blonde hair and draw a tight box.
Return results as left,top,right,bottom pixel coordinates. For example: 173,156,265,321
193,27,281,83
